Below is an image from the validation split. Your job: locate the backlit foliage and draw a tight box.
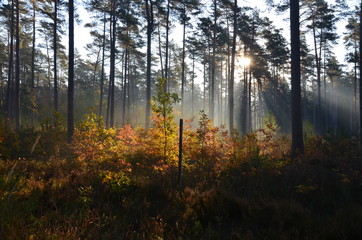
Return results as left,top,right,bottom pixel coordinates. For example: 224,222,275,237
0,111,362,239
151,78,180,164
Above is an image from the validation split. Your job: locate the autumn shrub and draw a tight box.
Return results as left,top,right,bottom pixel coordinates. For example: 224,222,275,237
183,111,232,179
116,124,168,176
151,78,180,164
71,112,130,172
113,78,181,177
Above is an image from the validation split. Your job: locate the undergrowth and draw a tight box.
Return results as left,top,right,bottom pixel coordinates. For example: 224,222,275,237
0,111,362,239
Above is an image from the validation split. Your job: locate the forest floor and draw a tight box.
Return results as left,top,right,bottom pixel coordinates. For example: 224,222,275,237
1,115,362,239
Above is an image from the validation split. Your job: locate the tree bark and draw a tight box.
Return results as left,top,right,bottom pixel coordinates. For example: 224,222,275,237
192,54,195,117
98,13,106,118
15,0,20,131
181,7,186,117
122,49,128,126
359,0,362,147
5,0,15,127
109,0,116,128
31,0,36,126
229,0,237,132
145,0,154,129
312,27,322,135
54,0,58,113
291,0,304,156
210,0,217,120
68,0,74,142
164,0,170,84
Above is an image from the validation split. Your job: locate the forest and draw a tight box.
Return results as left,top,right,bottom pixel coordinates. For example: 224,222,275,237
1,0,362,239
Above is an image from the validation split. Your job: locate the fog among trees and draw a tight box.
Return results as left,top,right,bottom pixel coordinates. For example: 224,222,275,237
1,1,362,238
0,0,359,139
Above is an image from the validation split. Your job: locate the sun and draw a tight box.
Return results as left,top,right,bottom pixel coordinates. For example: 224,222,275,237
239,56,251,67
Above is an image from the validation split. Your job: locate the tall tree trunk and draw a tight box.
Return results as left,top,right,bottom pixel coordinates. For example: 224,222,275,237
181,7,186,117
122,49,128,126
359,0,362,147
99,12,106,117
145,0,154,129
5,0,15,127
15,0,20,131
92,50,101,88
353,46,357,132
0,64,3,109
164,0,170,84
291,0,304,155
109,0,116,128
248,68,252,132
68,0,74,142
54,0,58,113
241,66,247,135
312,26,322,135
157,23,164,79
31,0,36,126
192,54,195,117
210,0,217,120
126,54,131,123
203,60,206,110
45,36,52,115
229,0,237,132
106,14,112,128
220,59,223,125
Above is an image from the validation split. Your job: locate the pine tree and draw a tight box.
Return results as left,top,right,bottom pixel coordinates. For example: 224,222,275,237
291,0,304,155
68,0,74,141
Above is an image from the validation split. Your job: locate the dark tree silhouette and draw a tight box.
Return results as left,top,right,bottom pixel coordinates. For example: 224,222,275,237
5,0,14,128
53,0,58,113
145,0,154,129
229,0,237,131
68,0,74,142
290,0,304,155
15,0,20,131
359,0,362,147
108,0,116,128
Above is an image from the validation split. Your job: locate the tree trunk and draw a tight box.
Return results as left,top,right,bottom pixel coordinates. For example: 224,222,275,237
5,0,15,127
99,12,106,117
122,49,128,126
203,60,206,110
164,0,170,84
15,0,20,131
312,26,322,135
54,0,58,113
68,0,74,142
109,0,116,128
157,23,164,79
210,0,217,121
248,68,252,132
291,0,304,155
241,66,247,136
106,14,112,128
181,7,186,117
359,0,362,147
192,54,195,117
145,0,154,129
354,46,357,133
220,59,223,125
229,0,237,132
31,0,36,126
